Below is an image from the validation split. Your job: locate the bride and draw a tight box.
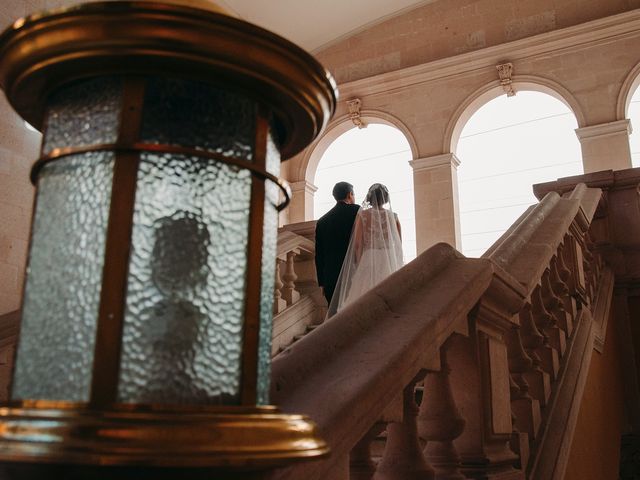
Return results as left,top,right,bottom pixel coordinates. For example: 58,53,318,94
327,183,403,317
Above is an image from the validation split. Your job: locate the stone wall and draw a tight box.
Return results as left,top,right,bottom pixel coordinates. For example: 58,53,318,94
564,304,626,480
286,1,640,253
315,0,640,84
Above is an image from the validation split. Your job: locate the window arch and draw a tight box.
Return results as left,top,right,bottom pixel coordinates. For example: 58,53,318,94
313,123,417,261
454,91,583,257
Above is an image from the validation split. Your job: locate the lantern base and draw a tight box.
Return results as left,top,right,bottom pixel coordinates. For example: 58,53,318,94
0,404,329,471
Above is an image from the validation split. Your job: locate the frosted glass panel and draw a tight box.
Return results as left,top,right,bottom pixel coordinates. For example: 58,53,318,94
118,152,252,404
12,152,114,401
140,78,255,160
42,77,121,154
256,130,281,405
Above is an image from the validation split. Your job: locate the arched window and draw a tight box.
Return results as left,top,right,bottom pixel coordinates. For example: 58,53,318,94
455,91,583,257
629,86,640,167
313,124,416,261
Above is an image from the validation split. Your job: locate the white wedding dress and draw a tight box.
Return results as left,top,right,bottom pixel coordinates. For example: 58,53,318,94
327,200,403,318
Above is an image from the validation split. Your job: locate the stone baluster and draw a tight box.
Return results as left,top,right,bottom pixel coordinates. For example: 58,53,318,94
273,259,287,314
441,332,523,479
281,251,300,306
510,411,530,471
373,378,434,480
585,231,602,277
557,242,578,317
551,250,575,335
582,234,598,304
506,324,541,442
540,269,566,356
417,348,465,480
519,305,551,407
582,256,595,305
531,286,560,380
563,233,588,308
351,423,385,480
556,239,573,285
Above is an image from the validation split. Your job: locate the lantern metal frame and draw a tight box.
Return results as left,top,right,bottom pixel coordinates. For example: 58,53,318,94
0,0,337,471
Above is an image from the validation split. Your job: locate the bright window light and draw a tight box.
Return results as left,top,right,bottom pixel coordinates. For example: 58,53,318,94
313,124,416,261
456,91,583,257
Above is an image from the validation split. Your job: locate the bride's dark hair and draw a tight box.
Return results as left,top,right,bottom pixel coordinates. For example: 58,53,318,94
365,183,390,207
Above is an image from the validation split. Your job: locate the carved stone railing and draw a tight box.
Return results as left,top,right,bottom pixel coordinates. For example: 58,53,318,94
272,226,326,355
268,183,611,480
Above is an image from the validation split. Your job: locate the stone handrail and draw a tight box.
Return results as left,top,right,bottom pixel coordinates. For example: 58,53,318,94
268,183,608,480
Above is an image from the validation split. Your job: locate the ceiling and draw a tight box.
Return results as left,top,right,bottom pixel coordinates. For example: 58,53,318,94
217,0,438,53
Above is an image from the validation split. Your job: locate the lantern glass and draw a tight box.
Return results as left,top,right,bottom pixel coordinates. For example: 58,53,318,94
139,77,255,159
12,79,121,402
256,131,280,405
13,152,114,401
118,154,251,404
117,78,256,405
42,77,122,153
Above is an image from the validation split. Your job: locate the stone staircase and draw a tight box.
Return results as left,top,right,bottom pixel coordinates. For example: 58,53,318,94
267,177,636,480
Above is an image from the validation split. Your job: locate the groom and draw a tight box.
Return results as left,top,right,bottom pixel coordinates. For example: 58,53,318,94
315,181,360,305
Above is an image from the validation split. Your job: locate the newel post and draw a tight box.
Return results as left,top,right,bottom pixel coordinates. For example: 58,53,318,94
447,268,527,479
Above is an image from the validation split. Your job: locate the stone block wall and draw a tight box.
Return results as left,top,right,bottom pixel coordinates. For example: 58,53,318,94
315,0,640,84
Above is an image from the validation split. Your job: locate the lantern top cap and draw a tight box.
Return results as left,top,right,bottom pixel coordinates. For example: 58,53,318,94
0,0,337,159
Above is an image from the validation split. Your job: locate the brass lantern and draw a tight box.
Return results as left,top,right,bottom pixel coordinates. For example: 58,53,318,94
0,0,336,476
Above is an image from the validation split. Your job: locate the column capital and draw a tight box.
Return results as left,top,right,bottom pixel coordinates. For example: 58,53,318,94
290,180,318,194
409,153,460,172
575,119,632,140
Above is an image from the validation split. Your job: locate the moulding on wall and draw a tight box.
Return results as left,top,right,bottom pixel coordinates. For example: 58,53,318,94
290,180,318,195
409,153,460,172
575,119,632,141
338,9,640,99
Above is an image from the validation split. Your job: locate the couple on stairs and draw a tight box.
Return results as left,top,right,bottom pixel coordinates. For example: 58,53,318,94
315,181,404,318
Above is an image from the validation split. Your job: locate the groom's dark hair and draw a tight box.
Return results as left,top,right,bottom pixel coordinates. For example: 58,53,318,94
332,181,353,201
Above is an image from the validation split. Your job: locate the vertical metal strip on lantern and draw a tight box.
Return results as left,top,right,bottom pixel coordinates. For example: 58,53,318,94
241,108,269,406
0,0,337,475
91,77,145,407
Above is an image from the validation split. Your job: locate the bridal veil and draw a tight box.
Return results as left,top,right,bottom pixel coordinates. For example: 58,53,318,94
327,183,403,318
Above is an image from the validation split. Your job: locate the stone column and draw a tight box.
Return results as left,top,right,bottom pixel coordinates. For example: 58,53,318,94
288,180,318,223
410,153,461,254
575,119,633,173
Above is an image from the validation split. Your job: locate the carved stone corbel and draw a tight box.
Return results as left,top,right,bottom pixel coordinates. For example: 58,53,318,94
347,98,366,129
496,62,516,97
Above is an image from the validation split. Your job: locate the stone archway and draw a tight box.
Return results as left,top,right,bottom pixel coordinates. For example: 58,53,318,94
285,110,418,225
444,75,586,155
312,122,417,260
452,89,583,256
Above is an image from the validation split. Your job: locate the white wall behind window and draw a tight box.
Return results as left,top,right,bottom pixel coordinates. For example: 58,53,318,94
456,91,583,257
313,124,416,261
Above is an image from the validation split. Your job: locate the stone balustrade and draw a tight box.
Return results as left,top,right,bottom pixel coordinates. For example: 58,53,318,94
268,182,611,480
272,228,326,356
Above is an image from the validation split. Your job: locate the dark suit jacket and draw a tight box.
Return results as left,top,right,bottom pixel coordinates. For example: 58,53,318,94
315,202,360,303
